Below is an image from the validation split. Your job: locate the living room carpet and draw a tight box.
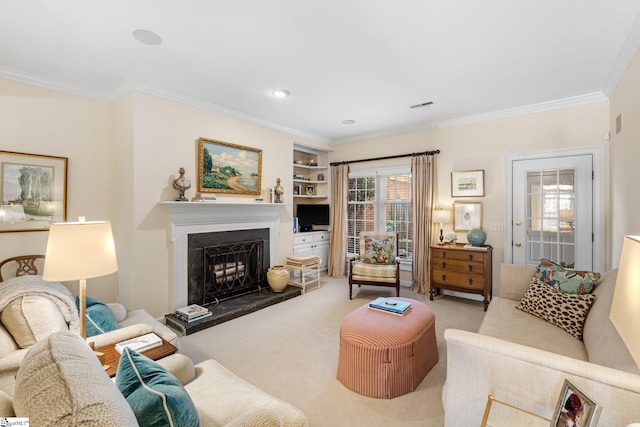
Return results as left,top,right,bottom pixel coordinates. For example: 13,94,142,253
179,275,485,427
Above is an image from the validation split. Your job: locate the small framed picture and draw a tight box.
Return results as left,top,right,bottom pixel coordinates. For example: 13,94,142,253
551,379,600,427
306,185,315,195
453,202,482,232
451,170,484,197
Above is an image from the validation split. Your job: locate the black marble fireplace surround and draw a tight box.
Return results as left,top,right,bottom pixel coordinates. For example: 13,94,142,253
166,227,301,335
188,228,270,305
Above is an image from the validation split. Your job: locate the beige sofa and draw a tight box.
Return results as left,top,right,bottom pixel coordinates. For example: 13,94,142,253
443,264,640,426
0,330,308,426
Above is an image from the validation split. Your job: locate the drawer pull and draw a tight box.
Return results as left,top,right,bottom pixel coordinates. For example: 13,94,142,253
468,265,473,272
442,261,447,269
442,274,447,281
468,278,473,286
442,251,447,258
468,254,474,260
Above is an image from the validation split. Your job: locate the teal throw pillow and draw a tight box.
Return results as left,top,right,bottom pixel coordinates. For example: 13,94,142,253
76,295,118,337
362,235,395,265
535,258,601,295
116,348,200,427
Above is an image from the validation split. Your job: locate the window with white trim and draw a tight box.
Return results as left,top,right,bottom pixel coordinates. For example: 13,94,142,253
347,166,412,259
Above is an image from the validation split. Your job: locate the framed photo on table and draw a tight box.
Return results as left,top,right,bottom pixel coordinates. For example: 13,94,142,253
451,170,484,197
453,202,482,232
0,150,67,233
551,379,600,427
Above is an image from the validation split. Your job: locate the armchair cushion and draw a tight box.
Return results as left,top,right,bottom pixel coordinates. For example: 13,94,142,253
77,295,118,337
351,262,397,281
1,296,68,348
116,348,200,427
361,234,396,265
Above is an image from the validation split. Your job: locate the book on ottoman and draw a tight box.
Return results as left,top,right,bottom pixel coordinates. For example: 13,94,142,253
369,297,412,315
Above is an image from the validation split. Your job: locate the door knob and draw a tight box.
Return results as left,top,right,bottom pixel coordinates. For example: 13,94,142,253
514,242,522,247
514,221,521,226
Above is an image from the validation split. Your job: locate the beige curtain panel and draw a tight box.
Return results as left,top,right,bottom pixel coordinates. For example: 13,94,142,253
328,164,349,277
411,155,437,294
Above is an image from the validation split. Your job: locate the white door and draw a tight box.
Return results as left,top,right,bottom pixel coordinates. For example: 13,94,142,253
506,147,604,272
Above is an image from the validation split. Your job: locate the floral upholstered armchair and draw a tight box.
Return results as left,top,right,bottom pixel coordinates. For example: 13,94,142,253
348,232,400,299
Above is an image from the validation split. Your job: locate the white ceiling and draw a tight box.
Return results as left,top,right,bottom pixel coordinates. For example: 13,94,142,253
2,1,640,144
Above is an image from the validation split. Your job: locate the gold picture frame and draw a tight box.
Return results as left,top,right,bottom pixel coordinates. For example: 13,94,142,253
451,169,484,197
0,150,67,233
453,201,482,231
197,137,262,196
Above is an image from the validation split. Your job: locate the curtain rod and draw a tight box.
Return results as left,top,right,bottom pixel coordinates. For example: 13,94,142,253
329,149,440,167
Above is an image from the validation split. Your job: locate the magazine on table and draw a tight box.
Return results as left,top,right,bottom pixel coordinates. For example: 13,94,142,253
115,332,163,354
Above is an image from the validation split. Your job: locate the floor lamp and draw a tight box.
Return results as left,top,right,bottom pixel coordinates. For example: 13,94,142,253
43,218,118,339
610,235,640,367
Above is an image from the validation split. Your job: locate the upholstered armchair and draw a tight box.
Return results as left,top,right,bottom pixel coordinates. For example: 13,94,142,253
348,232,400,299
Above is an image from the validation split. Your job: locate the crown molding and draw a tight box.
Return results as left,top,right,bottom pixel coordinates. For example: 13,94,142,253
331,92,608,145
602,13,640,96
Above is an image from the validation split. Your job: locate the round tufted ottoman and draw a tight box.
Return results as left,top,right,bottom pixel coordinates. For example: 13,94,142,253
336,297,438,399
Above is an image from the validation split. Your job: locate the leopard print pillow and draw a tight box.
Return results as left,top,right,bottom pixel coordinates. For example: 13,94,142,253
516,277,596,340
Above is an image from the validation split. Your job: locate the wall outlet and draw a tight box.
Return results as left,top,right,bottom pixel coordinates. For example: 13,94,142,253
489,222,504,232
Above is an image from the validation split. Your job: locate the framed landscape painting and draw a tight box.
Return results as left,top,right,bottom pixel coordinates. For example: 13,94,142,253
197,137,262,196
0,151,67,232
451,170,484,197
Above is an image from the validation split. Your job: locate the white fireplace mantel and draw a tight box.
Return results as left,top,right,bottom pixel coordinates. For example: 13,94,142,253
159,201,289,309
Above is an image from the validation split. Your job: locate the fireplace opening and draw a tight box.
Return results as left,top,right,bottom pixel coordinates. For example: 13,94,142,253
188,228,270,306
203,240,264,303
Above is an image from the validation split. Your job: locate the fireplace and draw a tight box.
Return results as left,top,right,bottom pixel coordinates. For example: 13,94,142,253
187,228,270,305
160,201,285,310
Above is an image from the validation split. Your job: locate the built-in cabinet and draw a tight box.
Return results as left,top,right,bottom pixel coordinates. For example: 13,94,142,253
293,146,329,200
293,231,330,272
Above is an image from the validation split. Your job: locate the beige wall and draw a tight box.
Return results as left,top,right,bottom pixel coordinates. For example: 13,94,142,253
0,78,118,301
333,101,610,295
609,47,640,267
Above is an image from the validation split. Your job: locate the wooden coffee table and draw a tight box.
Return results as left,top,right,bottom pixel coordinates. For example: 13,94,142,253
95,337,178,377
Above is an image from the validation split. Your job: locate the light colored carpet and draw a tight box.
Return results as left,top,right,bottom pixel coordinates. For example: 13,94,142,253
179,276,485,426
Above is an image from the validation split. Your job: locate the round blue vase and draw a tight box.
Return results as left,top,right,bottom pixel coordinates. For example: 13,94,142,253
467,228,487,247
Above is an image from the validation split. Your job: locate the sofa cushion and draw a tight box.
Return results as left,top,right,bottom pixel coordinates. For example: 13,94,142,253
478,297,588,361
1,296,68,348
13,330,138,425
361,234,395,265
582,269,640,374
77,295,118,337
116,348,200,427
0,323,19,358
516,277,596,340
535,258,600,294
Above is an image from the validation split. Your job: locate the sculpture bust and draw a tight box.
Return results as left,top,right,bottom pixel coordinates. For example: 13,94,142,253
172,167,191,202
273,178,284,203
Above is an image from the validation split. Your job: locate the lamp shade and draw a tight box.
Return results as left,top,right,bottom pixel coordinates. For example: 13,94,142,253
43,221,118,281
432,209,451,224
610,235,640,366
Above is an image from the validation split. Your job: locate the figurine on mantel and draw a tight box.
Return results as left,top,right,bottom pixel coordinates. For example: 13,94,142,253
273,178,284,203
172,167,191,202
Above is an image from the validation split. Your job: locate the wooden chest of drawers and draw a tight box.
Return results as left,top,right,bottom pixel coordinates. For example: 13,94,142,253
429,244,493,310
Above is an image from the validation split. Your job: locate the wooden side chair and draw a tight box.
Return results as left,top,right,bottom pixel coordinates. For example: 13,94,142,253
348,232,400,299
0,254,45,282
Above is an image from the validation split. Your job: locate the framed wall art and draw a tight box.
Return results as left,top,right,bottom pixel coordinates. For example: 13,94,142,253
197,137,262,196
0,150,68,233
451,169,484,197
453,201,482,231
551,379,600,427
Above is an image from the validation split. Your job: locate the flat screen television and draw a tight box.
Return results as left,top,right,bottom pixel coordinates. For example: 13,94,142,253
296,204,330,232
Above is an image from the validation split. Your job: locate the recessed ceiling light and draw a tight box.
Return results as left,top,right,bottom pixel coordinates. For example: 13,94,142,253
132,29,162,46
272,89,290,98
342,120,355,125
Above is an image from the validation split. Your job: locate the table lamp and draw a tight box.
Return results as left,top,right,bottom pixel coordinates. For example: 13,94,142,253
43,217,118,338
432,209,451,245
610,235,640,367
